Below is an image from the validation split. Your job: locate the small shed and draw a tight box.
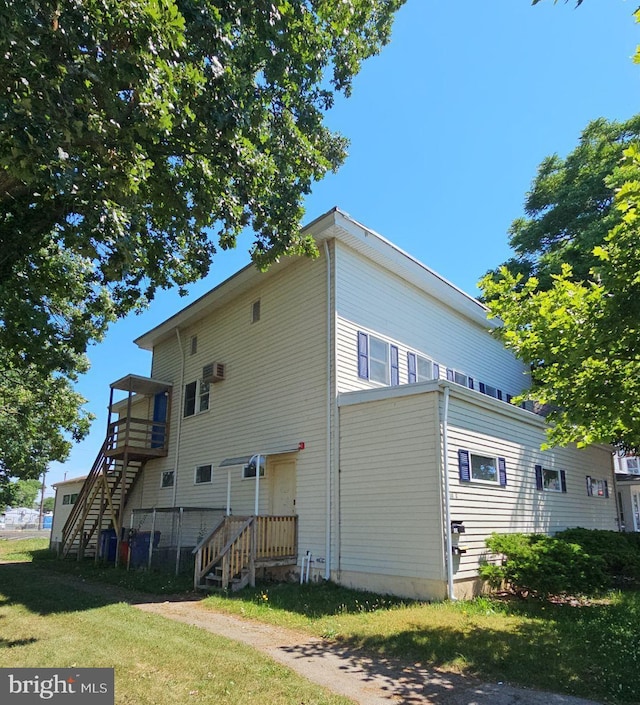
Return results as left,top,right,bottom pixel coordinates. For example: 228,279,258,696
50,475,87,552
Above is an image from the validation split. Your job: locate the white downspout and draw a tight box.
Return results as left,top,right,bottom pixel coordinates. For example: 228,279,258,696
172,328,185,508
323,240,332,581
226,469,231,516
442,385,456,601
254,454,261,516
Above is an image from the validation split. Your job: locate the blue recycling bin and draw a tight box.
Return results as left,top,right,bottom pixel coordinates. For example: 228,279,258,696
129,531,161,568
99,528,118,563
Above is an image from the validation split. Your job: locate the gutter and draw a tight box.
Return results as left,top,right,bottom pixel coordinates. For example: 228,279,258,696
324,240,332,581
172,328,185,508
441,384,456,600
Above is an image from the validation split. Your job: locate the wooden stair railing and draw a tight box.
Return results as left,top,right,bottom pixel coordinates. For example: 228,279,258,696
60,442,142,561
193,515,298,591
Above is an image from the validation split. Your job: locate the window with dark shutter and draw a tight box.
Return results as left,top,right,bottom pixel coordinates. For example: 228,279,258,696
498,457,507,486
390,345,399,386
407,352,417,383
458,449,471,482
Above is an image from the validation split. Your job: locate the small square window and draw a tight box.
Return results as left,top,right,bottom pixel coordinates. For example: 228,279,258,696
195,465,212,484
470,453,498,483
542,468,561,492
416,356,433,382
161,471,175,489
242,457,266,479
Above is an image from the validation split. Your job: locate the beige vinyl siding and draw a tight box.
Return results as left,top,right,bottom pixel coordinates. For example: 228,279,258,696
334,242,529,396
338,391,445,595
125,250,331,565
445,391,618,584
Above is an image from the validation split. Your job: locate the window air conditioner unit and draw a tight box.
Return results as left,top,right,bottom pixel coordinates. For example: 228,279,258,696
202,362,225,383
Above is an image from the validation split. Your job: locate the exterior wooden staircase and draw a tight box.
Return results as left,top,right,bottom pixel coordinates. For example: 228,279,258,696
193,515,298,591
59,443,143,560
59,374,171,563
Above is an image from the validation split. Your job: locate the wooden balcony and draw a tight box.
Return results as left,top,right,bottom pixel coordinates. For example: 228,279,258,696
105,417,169,461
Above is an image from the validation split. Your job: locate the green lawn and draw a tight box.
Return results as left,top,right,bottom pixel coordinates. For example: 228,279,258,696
5,538,639,704
0,539,351,705
201,581,639,704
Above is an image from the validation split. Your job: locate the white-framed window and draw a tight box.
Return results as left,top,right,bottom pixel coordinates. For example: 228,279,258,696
535,464,567,493
183,380,210,417
407,352,436,383
357,331,399,386
542,468,561,492
62,493,78,505
369,336,389,384
161,471,175,489
198,381,210,412
458,449,507,486
586,476,609,498
446,368,474,390
242,457,266,479
195,464,212,484
470,453,498,483
626,457,640,475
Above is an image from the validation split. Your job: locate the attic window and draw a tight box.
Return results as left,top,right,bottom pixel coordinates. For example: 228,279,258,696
251,299,261,323
190,335,198,355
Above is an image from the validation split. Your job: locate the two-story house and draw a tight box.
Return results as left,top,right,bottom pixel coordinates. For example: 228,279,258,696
59,208,618,600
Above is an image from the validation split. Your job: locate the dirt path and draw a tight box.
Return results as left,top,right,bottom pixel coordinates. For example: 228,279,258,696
135,597,604,705
0,556,604,705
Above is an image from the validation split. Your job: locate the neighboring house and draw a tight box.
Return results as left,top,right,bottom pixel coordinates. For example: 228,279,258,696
50,476,87,551
613,455,640,532
60,208,618,600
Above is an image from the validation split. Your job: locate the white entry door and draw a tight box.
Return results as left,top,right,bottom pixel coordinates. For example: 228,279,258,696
269,459,297,515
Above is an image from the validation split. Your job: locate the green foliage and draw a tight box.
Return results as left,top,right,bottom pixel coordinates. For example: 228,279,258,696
0,0,404,476
0,478,42,509
479,532,608,597
481,138,640,451
555,528,640,585
42,496,55,512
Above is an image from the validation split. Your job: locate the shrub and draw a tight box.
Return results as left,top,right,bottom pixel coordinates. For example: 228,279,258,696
555,528,640,586
479,532,608,598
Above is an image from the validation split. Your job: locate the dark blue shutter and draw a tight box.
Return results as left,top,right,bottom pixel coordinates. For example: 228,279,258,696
535,464,543,491
458,449,471,482
433,362,440,379
446,368,454,382
506,394,513,404
390,345,399,386
586,476,593,496
498,457,507,486
604,480,609,498
479,382,486,394
407,352,416,383
357,332,369,379
468,377,474,390
560,470,567,493
497,390,503,401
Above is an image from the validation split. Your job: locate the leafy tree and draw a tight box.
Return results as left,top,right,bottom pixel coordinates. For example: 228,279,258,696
42,496,55,513
483,115,640,295
0,478,43,510
0,0,404,476
481,144,640,452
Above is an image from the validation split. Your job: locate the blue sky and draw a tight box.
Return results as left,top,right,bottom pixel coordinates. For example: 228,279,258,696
46,0,640,492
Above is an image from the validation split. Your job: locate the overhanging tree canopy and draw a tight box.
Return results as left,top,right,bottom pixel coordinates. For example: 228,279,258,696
0,0,405,477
